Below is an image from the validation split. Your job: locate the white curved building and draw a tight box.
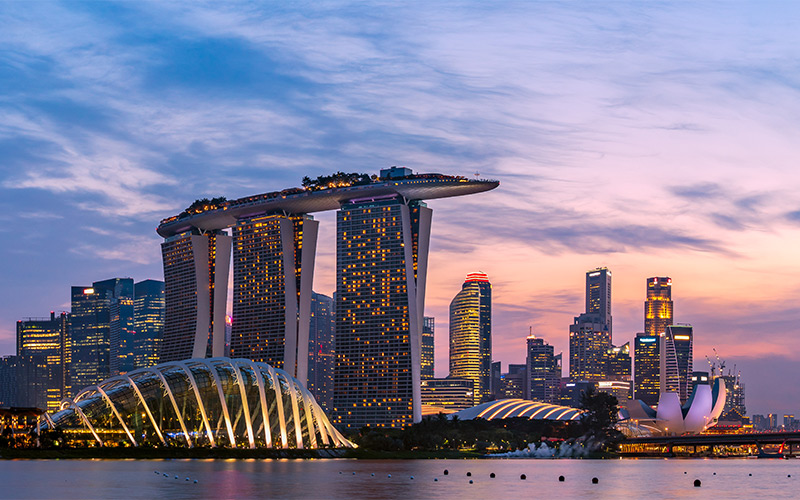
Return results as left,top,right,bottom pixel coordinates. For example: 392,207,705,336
622,377,726,435
41,357,354,449
448,398,583,421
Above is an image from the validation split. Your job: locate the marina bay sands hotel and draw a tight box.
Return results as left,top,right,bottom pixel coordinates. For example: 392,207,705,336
156,167,498,429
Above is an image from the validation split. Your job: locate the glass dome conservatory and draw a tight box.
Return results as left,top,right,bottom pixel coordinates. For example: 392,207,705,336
41,357,353,449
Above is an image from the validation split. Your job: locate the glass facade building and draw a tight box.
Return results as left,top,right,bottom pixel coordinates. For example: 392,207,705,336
333,197,431,429
133,279,165,370
71,279,134,391
421,316,435,380
568,313,610,381
449,272,492,405
308,292,334,413
16,312,70,410
645,277,673,337
525,335,560,404
586,267,612,334
634,332,661,406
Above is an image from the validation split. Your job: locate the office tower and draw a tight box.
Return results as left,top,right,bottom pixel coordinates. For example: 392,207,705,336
525,334,561,404
491,361,502,400
586,267,612,333
333,196,432,429
16,312,69,410
421,316,435,380
501,364,526,399
308,292,335,412
109,287,135,375
645,277,673,336
420,378,475,412
0,356,15,406
664,325,693,403
607,342,631,381
691,371,710,394
231,214,319,380
161,230,231,362
634,332,661,406
784,415,797,431
568,313,610,381
449,272,492,404
133,280,165,369
71,278,133,390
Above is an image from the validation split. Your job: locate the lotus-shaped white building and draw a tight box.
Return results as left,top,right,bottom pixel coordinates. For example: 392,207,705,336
41,357,354,448
622,378,726,435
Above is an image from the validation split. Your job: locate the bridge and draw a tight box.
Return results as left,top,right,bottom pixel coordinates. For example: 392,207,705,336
620,431,800,457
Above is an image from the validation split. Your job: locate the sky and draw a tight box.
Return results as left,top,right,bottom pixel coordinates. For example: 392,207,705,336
2,1,800,416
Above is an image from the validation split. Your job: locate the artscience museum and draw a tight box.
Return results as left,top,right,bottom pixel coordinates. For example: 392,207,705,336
41,358,354,449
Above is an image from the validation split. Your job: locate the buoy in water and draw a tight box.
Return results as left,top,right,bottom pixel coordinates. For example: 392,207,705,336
559,475,565,482
466,472,472,477
592,477,599,484
490,473,495,478
469,480,473,484
444,469,449,475
694,479,701,487
520,474,527,480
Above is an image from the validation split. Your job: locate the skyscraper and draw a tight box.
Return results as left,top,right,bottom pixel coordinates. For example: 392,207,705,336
421,316,435,380
71,278,133,390
161,230,231,361
230,213,319,380
607,342,631,381
664,324,693,404
133,279,165,369
449,272,492,404
308,292,334,412
109,285,135,375
586,267,612,334
16,312,69,410
525,334,561,404
634,332,661,406
568,313,610,381
645,277,673,336
333,196,431,429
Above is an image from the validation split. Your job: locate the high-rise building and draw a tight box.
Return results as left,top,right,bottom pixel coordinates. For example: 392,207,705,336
133,280,165,369
501,364,527,399
109,285,135,375
490,361,502,400
421,316,435,380
71,278,133,390
525,334,561,404
16,312,69,410
607,342,631,381
333,196,431,429
586,267,612,333
691,371,710,394
449,272,492,404
645,277,673,337
160,230,231,362
0,356,16,406
634,332,661,406
664,325,693,404
308,292,334,413
231,214,319,380
568,313,610,381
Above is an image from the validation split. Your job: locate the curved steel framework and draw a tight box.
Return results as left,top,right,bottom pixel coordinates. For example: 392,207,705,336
449,398,583,421
42,357,353,449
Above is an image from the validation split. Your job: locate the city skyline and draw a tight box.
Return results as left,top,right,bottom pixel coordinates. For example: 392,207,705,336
2,2,800,416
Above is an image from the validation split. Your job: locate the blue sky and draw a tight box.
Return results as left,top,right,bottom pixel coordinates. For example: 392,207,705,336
2,1,800,416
